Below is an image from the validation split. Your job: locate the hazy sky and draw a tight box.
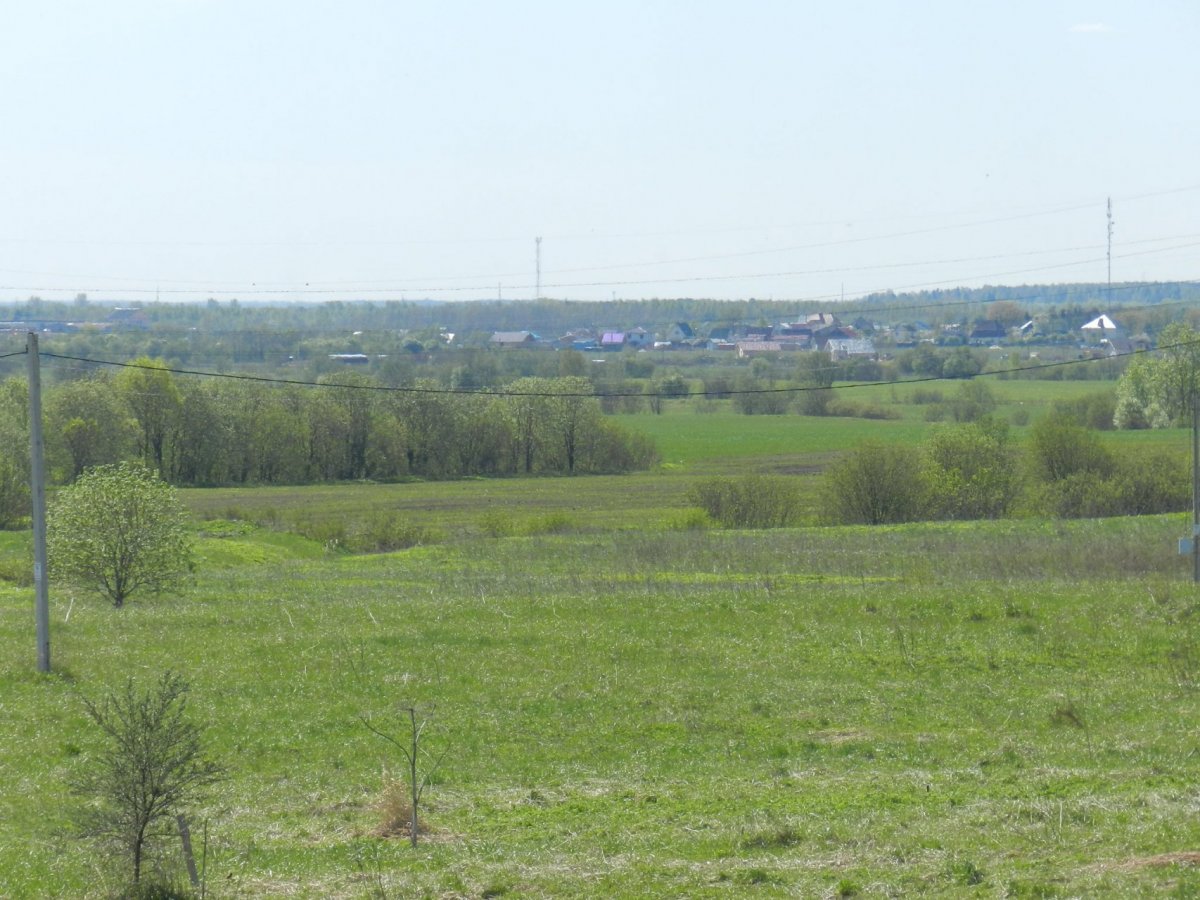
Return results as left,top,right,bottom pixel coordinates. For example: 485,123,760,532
1,1,1196,304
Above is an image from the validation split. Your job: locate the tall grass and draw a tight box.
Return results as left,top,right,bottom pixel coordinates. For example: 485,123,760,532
1,512,1197,896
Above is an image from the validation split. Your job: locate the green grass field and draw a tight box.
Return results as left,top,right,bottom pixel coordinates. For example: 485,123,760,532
2,403,1200,897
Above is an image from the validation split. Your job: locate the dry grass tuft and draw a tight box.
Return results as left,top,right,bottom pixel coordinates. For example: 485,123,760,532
1101,851,1200,871
373,776,420,840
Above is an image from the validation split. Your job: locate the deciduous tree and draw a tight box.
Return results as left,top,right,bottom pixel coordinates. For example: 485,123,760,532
48,462,193,607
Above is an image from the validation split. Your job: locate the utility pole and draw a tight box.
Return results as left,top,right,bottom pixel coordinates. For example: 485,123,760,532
1106,197,1114,291
27,333,49,672
535,236,542,301
1193,394,1199,583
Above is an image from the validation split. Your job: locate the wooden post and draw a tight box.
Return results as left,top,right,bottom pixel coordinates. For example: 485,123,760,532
177,815,200,887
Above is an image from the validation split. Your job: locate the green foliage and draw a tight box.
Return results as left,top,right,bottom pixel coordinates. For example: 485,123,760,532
1050,388,1117,430
824,398,900,420
115,359,183,476
690,474,803,528
48,462,193,607
1025,414,1186,518
1039,447,1188,518
1114,323,1200,428
72,671,222,888
732,374,791,414
940,347,983,379
945,380,997,422
654,373,690,399
34,369,658,486
924,420,1020,520
0,378,30,528
1027,416,1115,483
822,441,928,524
0,454,30,530
900,343,946,377
46,374,137,481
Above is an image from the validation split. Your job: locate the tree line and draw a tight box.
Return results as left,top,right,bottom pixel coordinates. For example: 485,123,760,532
0,363,659,524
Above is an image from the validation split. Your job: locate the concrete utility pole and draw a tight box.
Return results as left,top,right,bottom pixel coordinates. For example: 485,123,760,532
1193,394,1199,583
27,333,49,672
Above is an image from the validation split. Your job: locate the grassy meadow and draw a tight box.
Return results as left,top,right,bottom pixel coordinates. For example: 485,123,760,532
3,394,1200,897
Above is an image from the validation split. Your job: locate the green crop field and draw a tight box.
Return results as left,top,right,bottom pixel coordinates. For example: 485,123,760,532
2,407,1200,897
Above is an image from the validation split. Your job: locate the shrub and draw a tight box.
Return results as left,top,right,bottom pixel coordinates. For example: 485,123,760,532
691,475,803,528
1051,389,1117,430
72,672,222,889
521,513,575,535
795,387,833,416
1027,416,1114,483
945,380,997,423
580,421,660,473
924,420,1019,520
821,442,928,525
479,509,517,538
0,455,30,530
352,512,440,552
1107,447,1189,515
1042,447,1188,518
731,375,791,415
910,388,944,405
825,399,899,420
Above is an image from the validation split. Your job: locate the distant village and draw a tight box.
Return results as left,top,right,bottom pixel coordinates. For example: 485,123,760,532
485,310,1148,361
1,306,1152,365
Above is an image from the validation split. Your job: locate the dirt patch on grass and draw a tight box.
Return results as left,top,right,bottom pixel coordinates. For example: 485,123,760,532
813,728,870,745
1098,851,1200,871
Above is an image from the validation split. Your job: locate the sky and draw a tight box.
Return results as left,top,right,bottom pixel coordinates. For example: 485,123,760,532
0,0,1196,304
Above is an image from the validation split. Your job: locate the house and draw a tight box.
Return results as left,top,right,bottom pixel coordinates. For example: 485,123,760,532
556,329,597,351
777,322,815,339
626,327,653,349
666,322,695,343
806,312,840,328
775,333,814,350
600,332,626,350
968,320,1007,345
824,338,877,360
490,331,538,348
329,353,370,364
1081,314,1122,334
736,340,783,358
852,317,876,333
707,326,733,342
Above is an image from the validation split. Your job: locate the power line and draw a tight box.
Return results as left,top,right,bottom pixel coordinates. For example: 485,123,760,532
3,235,1195,301
37,339,1185,400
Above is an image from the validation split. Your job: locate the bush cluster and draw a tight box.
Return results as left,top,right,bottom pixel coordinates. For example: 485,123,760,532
690,475,803,529
823,414,1189,525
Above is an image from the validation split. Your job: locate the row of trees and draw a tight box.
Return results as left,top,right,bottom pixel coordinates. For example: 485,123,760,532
824,416,1188,525
0,364,658,505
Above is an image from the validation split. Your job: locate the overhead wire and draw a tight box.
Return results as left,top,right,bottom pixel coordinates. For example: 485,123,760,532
1,180,1197,297
35,338,1187,400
